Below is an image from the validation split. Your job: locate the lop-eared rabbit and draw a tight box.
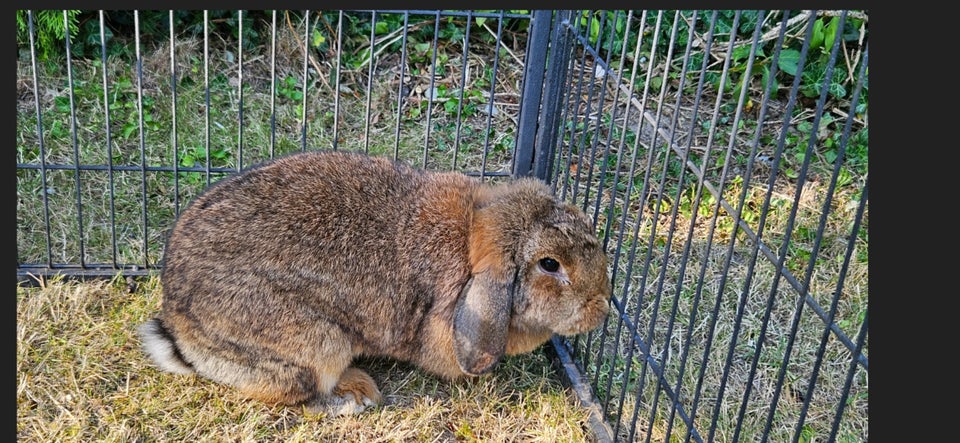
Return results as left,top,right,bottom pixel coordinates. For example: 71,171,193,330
139,150,611,416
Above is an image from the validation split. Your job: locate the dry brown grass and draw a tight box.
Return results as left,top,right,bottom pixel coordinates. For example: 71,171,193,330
17,275,596,442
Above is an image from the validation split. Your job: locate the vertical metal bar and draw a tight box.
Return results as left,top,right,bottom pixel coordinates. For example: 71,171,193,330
204,10,211,185
565,11,589,361
100,10,118,267
583,8,642,425
422,11,441,168
364,11,377,154
599,9,642,252
451,10,473,171
270,10,277,158
27,10,53,269
134,11,149,268
237,10,244,170
333,10,343,149
513,9,552,178
393,12,410,160
478,10,505,181
566,11,592,205
556,11,587,202
170,11,181,218
570,10,605,209
301,10,310,151
533,10,572,182
568,6,623,400
64,10,86,268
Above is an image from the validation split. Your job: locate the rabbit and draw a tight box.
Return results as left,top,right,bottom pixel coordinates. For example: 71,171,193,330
138,149,611,416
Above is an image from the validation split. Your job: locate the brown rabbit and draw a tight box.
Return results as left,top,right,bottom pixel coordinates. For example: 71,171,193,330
138,149,611,416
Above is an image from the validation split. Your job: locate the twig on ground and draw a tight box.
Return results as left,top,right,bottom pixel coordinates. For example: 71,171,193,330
351,20,434,72
481,22,524,68
285,11,331,92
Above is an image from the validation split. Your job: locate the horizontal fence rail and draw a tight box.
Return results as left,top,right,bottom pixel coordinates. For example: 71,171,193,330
16,9,868,442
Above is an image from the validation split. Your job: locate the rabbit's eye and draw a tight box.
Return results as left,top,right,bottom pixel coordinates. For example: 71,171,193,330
539,257,560,273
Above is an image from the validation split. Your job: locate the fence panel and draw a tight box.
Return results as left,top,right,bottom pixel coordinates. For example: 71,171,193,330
542,10,869,442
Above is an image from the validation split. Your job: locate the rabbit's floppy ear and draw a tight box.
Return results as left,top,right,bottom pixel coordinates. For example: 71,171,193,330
455,179,547,376
453,267,516,376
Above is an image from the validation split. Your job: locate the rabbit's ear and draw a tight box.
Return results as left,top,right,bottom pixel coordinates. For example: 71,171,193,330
453,269,515,376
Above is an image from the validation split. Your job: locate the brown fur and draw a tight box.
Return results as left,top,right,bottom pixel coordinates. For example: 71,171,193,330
138,150,611,415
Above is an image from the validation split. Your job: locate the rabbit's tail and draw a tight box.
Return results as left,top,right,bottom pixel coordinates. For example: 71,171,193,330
138,318,196,375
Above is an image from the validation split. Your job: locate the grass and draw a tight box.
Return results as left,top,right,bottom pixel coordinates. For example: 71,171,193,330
17,9,868,442
16,275,594,442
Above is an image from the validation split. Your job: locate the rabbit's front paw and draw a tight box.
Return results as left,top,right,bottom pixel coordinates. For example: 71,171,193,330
305,367,382,417
333,367,382,408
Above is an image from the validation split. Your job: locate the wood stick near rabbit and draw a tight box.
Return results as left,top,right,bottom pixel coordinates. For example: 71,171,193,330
138,150,612,416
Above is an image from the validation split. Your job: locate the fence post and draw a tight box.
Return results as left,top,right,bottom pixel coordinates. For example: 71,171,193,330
515,10,574,182
533,10,573,182
513,10,552,179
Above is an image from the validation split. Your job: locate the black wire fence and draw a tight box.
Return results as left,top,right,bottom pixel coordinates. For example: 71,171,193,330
16,10,868,442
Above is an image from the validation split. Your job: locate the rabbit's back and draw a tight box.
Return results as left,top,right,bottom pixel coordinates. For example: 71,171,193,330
159,150,475,364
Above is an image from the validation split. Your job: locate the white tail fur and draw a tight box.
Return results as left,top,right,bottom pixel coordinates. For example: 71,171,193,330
138,319,195,375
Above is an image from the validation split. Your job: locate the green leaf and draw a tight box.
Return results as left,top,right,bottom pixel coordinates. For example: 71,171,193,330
824,16,840,53
475,17,487,27
825,149,837,163
810,18,825,50
122,123,136,138
650,76,663,89
443,99,458,114
731,45,752,63
311,29,325,48
762,65,778,99
354,47,372,69
375,22,388,35
731,73,745,102
778,49,800,76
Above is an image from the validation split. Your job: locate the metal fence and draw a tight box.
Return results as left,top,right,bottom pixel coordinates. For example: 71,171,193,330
16,10,869,442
